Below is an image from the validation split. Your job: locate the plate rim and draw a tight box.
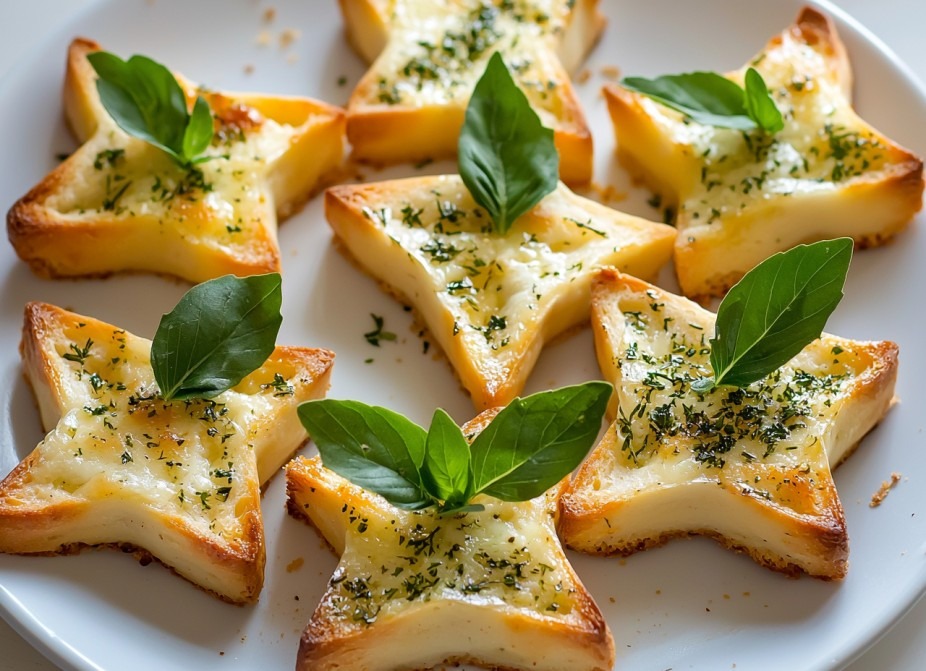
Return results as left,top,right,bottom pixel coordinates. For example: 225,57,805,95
0,1,924,670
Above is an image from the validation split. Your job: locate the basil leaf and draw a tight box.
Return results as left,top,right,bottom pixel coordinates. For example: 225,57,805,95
744,67,784,134
458,51,559,235
151,273,283,400
693,238,853,391
622,71,756,131
183,95,214,160
87,51,213,166
300,383,609,513
622,69,783,134
469,382,611,501
421,408,471,508
297,400,432,510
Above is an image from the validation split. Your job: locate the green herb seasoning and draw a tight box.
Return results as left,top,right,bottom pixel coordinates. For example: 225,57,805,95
364,314,398,347
614,295,852,470
328,500,572,626
377,0,568,108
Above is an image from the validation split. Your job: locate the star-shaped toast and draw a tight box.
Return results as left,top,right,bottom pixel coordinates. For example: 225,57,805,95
285,406,614,671
7,38,346,283
0,302,334,603
326,175,675,409
559,270,898,578
340,0,604,183
604,7,924,300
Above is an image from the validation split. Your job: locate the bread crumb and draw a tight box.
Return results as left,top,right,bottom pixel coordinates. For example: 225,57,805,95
286,53,299,64
280,28,302,48
576,68,591,84
586,181,627,204
600,65,621,80
256,30,272,47
243,64,255,75
609,596,616,603
870,472,902,507
286,556,305,572
263,6,276,22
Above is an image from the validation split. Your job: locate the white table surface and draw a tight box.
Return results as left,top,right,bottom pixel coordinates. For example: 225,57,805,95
1,1,924,669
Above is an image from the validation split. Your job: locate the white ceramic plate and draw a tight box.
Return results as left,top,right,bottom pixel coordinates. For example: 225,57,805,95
1,1,924,669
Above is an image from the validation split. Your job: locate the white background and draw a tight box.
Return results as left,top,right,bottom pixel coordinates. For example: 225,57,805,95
0,1,923,669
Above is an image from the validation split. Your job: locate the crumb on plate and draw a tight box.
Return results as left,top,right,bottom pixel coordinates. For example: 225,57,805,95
870,472,902,507
280,28,301,48
600,65,621,80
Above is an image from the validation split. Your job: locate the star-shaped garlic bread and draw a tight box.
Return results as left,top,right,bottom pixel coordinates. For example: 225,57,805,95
7,38,346,283
0,302,334,603
559,270,898,578
285,407,614,671
326,175,675,409
604,7,924,300
340,0,604,183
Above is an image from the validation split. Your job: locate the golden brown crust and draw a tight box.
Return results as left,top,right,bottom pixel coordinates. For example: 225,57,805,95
340,1,601,184
561,430,849,580
0,455,267,603
346,82,594,185
791,6,851,97
0,301,335,603
286,405,614,671
63,38,105,142
7,38,346,283
603,7,924,301
560,270,898,580
338,0,391,64
325,176,674,410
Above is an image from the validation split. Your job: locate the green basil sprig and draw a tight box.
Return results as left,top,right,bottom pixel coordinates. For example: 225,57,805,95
622,68,784,133
692,238,853,392
458,51,559,235
151,273,283,401
298,381,611,514
87,51,214,167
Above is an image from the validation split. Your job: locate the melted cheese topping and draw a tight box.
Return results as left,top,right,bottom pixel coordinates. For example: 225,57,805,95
371,0,571,125
47,99,298,241
361,177,645,374
12,318,293,539
328,495,576,626
649,30,889,226
607,288,866,507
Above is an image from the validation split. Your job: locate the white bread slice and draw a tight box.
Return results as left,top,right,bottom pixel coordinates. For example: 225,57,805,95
285,407,614,671
7,38,346,283
339,0,605,184
604,7,923,301
559,270,898,579
0,302,334,603
325,175,675,409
